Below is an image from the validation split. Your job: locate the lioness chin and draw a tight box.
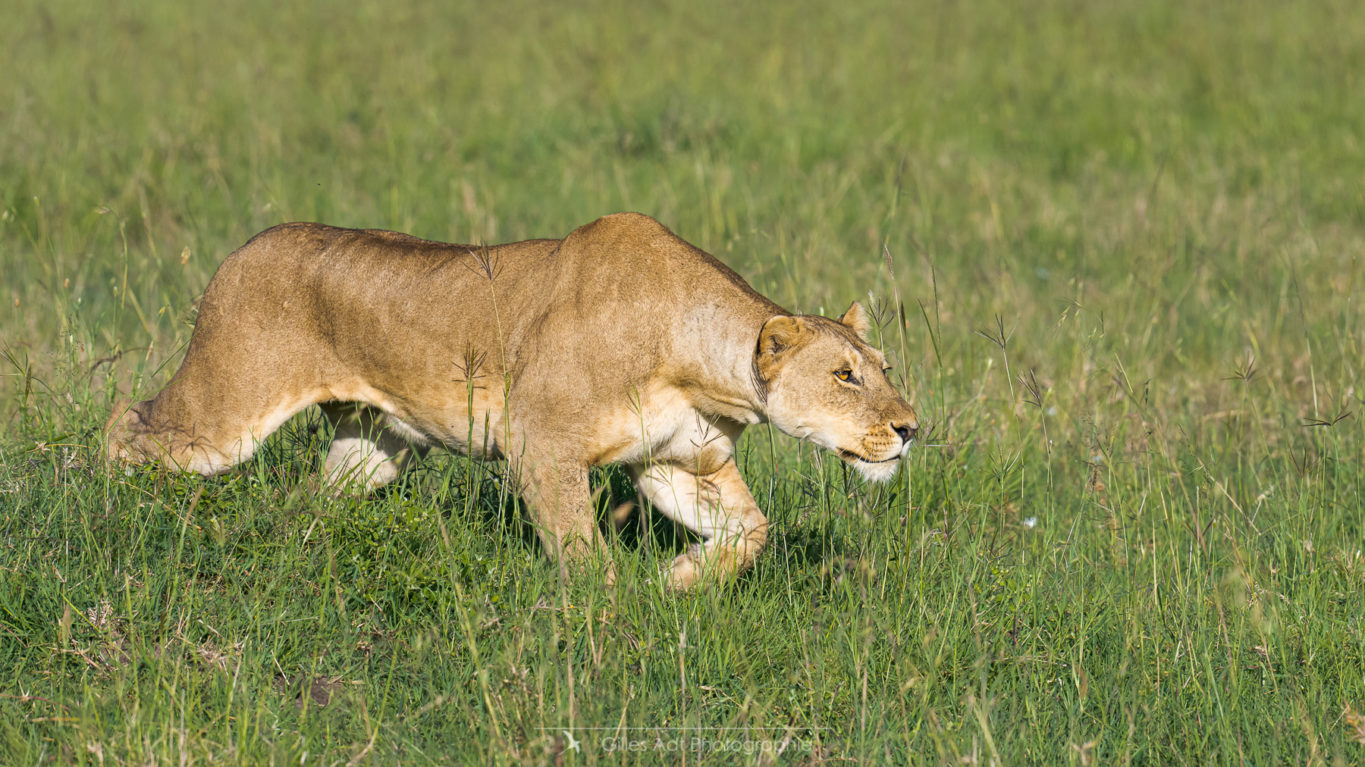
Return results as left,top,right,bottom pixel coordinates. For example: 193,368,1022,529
108,213,919,589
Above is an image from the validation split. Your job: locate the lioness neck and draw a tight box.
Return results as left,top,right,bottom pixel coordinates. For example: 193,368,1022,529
671,300,782,426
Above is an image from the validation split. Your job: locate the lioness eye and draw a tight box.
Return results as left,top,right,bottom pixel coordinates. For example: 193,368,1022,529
834,369,854,383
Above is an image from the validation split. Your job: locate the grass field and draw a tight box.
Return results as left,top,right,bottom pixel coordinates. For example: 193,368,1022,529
3,0,1364,763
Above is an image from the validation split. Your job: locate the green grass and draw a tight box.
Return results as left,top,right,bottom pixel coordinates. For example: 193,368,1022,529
3,0,1364,763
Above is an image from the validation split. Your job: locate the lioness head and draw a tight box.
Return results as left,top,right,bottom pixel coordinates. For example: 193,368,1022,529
755,302,919,482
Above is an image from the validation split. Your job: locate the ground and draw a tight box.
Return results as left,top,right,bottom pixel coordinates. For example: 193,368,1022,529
1,0,1363,763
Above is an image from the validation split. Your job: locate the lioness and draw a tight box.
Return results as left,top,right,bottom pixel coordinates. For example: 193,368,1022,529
108,213,919,588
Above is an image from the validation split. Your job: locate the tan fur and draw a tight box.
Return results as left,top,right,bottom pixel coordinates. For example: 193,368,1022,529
108,213,919,588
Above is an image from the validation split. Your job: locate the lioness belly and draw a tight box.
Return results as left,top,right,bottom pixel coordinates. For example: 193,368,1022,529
328,375,508,461
391,400,508,460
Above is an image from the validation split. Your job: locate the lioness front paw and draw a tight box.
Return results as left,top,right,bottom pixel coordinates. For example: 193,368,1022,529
558,554,617,588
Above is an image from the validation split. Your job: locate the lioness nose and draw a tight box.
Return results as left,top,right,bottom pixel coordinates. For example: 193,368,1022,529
893,421,918,444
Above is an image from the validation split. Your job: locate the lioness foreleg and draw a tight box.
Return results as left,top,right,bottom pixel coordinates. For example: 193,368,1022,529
632,460,769,590
516,457,614,583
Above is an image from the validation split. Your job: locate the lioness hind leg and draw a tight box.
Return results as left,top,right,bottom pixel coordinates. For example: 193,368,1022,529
107,339,332,475
107,243,343,476
320,403,413,490
107,384,320,476
106,399,210,471
631,460,769,590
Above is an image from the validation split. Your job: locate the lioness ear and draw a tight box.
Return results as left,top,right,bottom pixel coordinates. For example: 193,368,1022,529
756,315,809,380
759,315,808,355
839,301,870,340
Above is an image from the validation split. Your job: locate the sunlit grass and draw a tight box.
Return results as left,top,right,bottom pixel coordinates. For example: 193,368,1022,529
2,0,1363,763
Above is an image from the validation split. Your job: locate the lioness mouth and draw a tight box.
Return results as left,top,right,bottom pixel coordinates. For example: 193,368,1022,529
838,449,898,465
